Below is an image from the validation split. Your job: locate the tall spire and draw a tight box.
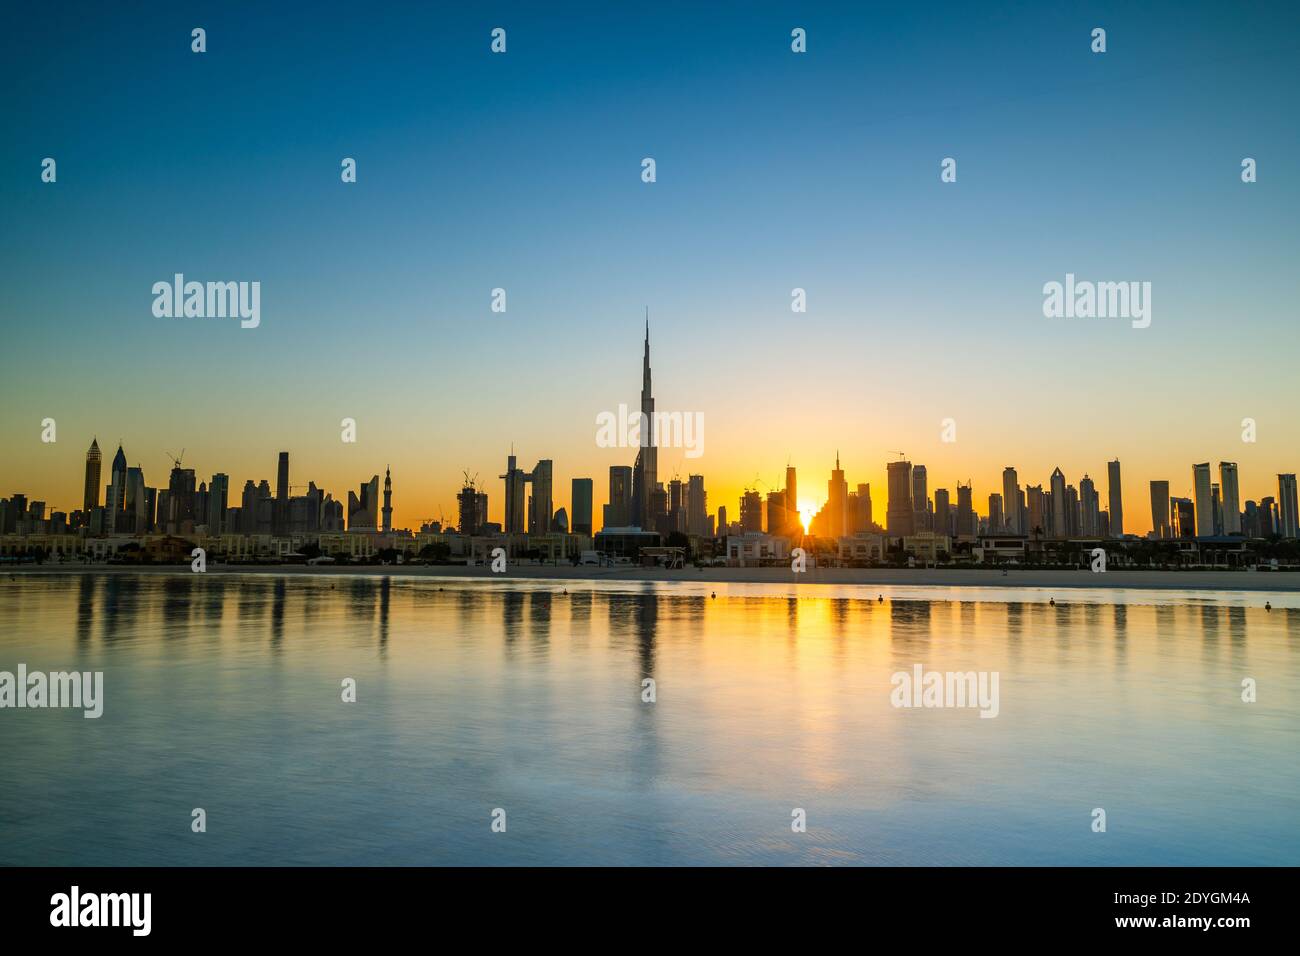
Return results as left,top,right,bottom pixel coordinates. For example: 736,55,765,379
633,316,658,531
642,310,652,394
382,465,393,533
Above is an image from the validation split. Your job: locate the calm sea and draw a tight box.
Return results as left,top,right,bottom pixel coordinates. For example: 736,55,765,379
1,572,1295,866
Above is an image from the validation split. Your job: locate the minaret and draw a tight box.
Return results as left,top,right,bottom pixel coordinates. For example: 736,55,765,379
83,438,102,517
382,466,393,533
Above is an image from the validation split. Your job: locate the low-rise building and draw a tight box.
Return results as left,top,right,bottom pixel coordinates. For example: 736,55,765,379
972,534,1027,564
725,532,790,566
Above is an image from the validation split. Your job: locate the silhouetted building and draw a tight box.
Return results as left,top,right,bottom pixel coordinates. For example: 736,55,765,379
348,475,379,530
604,465,632,529
1219,462,1240,535
1279,474,1298,538
528,460,554,535
500,452,528,534
1107,459,1123,537
82,438,101,521
887,459,914,536
571,478,593,536
630,321,657,529
686,474,707,537
1150,480,1170,539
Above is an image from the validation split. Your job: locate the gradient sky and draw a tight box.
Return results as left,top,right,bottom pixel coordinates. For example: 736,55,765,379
2,2,1298,533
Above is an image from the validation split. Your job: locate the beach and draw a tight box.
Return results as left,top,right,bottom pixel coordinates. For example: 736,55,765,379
7,562,1299,592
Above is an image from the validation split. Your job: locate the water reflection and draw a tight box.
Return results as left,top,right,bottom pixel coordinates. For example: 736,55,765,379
1,572,1296,866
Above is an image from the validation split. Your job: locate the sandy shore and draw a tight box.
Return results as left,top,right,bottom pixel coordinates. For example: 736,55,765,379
7,562,1299,592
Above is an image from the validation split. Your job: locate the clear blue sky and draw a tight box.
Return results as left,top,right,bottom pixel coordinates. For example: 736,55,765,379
2,1,1298,529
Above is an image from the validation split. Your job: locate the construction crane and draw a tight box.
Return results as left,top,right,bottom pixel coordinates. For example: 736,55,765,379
462,470,480,491
165,448,186,470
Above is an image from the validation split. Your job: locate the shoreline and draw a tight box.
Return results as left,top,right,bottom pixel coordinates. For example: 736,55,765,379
5,562,1299,593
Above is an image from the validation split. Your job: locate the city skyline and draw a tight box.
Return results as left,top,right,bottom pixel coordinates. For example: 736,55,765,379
7,379,1298,543
3,0,1299,893
4,5,1299,539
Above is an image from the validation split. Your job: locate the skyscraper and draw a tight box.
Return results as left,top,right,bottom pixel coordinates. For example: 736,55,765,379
886,458,914,536
827,453,848,537
1002,467,1020,533
239,480,258,533
1192,463,1214,539
166,464,197,530
124,466,148,534
500,451,528,534
686,474,707,537
1278,474,1299,538
668,477,685,532
208,473,229,535
107,443,128,532
987,493,1004,533
82,438,101,518
604,465,632,529
785,465,799,534
854,482,873,531
1218,462,1241,535
933,487,950,536
275,451,289,533
276,452,289,502
348,475,379,530
382,466,393,533
571,478,594,536
740,489,763,533
1050,468,1067,538
1149,480,1170,538
528,459,553,534
956,482,974,537
456,479,482,535
1079,474,1099,537
630,320,657,530
1107,460,1123,537
911,464,929,531
1025,484,1045,536
766,489,786,534
1258,496,1277,537
1064,484,1080,537
1171,497,1196,538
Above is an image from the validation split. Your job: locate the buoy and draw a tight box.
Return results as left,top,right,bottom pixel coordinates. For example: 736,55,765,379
1049,598,1055,607
711,591,716,599
878,594,883,603
1265,601,1271,612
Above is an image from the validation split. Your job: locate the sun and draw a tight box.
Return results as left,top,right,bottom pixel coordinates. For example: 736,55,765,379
798,502,817,534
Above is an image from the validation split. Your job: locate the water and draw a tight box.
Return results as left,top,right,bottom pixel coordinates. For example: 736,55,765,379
1,572,1296,866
